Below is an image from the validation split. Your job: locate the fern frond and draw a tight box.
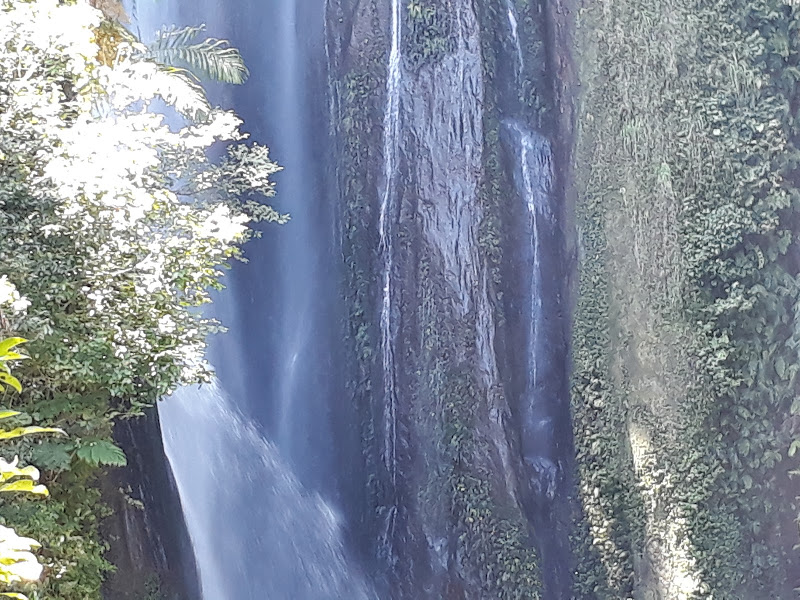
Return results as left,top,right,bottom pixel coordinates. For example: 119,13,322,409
147,25,249,85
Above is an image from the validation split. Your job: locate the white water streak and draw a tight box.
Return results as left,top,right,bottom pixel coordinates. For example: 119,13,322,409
513,124,553,412
520,140,542,394
512,123,559,498
378,0,403,547
505,0,524,83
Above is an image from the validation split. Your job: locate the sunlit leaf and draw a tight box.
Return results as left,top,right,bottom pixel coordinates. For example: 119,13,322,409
0,375,21,394
0,427,65,440
0,480,48,496
0,340,25,358
0,458,39,483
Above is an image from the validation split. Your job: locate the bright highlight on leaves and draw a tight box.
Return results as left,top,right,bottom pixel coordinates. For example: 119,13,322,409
0,338,61,596
0,0,279,593
0,340,26,358
0,480,48,497
0,339,26,394
0,427,65,441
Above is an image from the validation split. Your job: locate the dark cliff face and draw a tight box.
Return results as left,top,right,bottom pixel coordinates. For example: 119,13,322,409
327,0,576,597
390,0,526,593
102,409,199,600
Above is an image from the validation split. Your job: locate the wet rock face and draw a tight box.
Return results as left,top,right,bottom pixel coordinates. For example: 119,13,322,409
399,0,522,508
403,2,485,320
330,0,574,596
386,1,527,596
102,410,200,600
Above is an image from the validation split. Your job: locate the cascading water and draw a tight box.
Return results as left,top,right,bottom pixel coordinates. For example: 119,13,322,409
160,383,375,599
378,0,403,558
504,0,525,84
127,1,375,598
502,118,573,598
503,120,561,500
120,0,581,596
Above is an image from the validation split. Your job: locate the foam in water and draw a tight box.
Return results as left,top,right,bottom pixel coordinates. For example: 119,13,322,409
160,382,375,600
378,0,403,553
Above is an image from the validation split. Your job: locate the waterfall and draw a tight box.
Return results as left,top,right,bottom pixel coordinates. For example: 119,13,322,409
117,0,579,595
160,382,375,600
504,0,524,84
502,120,560,500
125,0,373,597
502,119,574,598
378,0,403,554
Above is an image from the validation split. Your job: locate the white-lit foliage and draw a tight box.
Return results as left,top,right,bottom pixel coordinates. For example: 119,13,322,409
0,2,281,597
0,0,282,408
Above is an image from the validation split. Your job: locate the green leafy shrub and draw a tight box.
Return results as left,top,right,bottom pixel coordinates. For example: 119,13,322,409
0,337,65,600
0,1,281,597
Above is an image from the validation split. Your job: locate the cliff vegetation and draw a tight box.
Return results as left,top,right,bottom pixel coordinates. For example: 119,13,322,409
571,0,800,597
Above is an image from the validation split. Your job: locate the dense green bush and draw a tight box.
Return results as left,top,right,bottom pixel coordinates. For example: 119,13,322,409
0,336,65,600
0,1,280,597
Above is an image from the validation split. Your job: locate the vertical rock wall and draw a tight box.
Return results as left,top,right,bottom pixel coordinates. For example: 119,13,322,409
327,0,574,597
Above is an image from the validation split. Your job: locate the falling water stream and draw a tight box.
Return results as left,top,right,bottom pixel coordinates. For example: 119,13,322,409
505,121,562,499
504,0,525,84
502,118,572,597
160,383,374,599
127,1,375,598
377,0,403,559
